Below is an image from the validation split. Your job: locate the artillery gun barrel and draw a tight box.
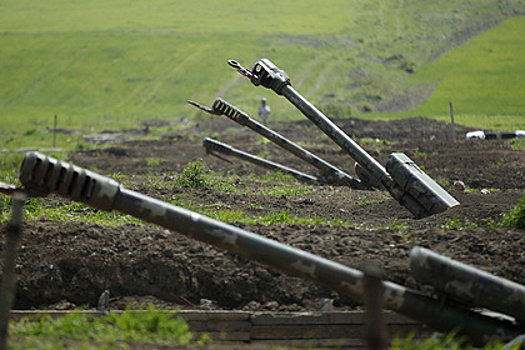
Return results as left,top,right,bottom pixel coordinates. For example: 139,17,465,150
228,59,460,218
410,246,525,323
17,151,520,346
189,99,364,189
202,138,320,185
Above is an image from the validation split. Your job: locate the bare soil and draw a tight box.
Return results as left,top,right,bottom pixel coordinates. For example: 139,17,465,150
1,116,524,314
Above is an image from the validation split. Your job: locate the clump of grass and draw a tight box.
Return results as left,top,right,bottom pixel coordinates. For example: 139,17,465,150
172,161,241,193
9,304,208,349
500,191,525,229
146,157,163,168
440,216,479,231
174,160,209,189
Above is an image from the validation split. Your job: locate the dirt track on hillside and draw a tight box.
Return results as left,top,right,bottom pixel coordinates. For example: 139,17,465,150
1,116,524,314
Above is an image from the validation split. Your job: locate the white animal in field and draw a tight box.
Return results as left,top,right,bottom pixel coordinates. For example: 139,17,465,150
258,98,271,124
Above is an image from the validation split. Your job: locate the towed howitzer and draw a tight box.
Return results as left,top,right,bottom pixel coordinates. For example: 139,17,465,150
188,98,366,189
202,137,321,185
228,59,460,218
16,151,522,346
410,246,525,324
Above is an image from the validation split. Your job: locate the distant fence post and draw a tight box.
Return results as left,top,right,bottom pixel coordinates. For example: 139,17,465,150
0,192,26,350
449,102,456,142
53,114,57,148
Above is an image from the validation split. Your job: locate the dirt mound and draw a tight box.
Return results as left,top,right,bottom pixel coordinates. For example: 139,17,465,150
1,116,524,312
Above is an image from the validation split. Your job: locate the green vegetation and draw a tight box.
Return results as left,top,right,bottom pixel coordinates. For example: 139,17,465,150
180,203,356,227
500,190,525,229
8,308,518,350
2,159,523,233
0,2,523,348
7,307,517,350
1,0,524,152
9,304,208,349
174,160,210,189
510,138,525,151
381,16,525,131
390,331,517,350
0,160,331,226
440,216,479,231
173,160,313,195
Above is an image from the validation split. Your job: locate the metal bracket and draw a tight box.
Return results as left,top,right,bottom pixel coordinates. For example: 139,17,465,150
229,59,290,95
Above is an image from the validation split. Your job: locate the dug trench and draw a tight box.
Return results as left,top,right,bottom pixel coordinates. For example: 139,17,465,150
1,116,524,314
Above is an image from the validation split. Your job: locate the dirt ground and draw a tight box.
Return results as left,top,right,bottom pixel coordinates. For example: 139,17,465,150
1,116,524,315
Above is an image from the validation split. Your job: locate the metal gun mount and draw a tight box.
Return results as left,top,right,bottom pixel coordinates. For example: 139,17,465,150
228,59,460,218
14,152,522,346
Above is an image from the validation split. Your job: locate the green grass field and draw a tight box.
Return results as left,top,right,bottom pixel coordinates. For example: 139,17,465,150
1,0,524,150
376,16,525,131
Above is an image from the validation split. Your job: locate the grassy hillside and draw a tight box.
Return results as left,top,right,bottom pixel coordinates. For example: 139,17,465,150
373,16,525,131
0,0,524,149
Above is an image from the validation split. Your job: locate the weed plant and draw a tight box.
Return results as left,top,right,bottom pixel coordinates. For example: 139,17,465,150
173,160,210,189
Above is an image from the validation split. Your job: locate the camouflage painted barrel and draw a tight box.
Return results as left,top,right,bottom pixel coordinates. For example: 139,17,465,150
410,246,525,323
18,152,520,346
